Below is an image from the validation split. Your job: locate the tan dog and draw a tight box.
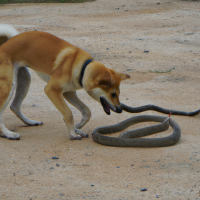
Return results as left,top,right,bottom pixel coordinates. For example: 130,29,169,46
0,24,130,140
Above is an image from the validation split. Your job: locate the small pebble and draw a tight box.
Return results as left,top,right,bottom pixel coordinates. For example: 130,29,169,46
116,166,120,168
52,157,59,159
140,188,147,192
85,153,92,156
50,167,54,170
156,195,159,198
185,33,193,35
91,185,94,187
144,50,149,53
59,193,64,196
56,164,60,167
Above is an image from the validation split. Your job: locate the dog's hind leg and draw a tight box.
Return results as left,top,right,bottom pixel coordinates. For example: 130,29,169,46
63,91,90,137
0,62,20,140
10,67,43,126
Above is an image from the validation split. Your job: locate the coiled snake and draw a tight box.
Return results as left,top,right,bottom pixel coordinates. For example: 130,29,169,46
92,103,200,147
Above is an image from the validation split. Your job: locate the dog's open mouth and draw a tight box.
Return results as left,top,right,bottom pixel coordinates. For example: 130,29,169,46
100,97,123,115
100,97,111,115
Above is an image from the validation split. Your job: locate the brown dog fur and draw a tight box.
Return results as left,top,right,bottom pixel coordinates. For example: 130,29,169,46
0,24,130,140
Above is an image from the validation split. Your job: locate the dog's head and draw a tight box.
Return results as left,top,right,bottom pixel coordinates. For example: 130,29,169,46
83,61,130,115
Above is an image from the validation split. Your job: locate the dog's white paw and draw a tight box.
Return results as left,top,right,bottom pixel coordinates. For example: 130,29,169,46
24,119,43,126
10,108,43,126
0,130,20,140
0,125,20,140
70,134,82,140
75,129,89,138
70,129,89,140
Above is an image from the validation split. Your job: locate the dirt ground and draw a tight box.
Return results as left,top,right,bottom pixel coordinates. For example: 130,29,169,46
0,0,200,199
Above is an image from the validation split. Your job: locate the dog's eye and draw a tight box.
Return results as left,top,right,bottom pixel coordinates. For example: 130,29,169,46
112,93,117,98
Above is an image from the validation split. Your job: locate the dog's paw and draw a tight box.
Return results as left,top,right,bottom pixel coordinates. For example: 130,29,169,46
70,134,82,140
75,129,89,138
24,119,43,126
8,133,20,140
0,131,20,140
10,107,43,126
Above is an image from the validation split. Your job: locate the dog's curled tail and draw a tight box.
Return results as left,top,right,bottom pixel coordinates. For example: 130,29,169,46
0,24,19,46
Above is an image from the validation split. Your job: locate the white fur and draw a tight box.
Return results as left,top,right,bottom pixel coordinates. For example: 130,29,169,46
0,24,20,139
87,88,116,111
0,65,20,139
0,24,19,38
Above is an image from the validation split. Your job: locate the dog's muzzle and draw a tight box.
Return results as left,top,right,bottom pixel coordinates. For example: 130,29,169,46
100,97,122,115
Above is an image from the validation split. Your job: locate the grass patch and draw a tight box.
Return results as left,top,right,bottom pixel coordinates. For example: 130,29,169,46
0,0,95,3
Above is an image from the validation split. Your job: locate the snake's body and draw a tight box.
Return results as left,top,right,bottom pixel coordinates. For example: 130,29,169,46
92,104,200,147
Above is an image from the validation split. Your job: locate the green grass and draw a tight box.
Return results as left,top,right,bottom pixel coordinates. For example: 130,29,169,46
0,0,95,3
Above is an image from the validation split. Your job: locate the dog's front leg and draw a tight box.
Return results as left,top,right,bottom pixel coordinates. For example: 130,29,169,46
44,86,83,140
63,91,91,129
63,91,90,138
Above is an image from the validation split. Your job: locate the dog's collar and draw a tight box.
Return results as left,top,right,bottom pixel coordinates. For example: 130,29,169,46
79,59,93,87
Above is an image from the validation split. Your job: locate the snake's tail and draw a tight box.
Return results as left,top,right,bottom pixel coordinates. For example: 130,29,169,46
121,103,200,116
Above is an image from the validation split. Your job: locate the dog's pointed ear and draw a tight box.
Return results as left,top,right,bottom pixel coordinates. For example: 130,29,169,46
118,72,131,81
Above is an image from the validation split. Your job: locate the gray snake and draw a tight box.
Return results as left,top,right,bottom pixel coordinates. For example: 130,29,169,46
92,104,200,147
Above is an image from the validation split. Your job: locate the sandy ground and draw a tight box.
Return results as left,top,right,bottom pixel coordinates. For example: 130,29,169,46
0,0,200,199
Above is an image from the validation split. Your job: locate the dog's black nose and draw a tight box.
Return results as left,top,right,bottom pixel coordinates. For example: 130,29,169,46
115,106,122,113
